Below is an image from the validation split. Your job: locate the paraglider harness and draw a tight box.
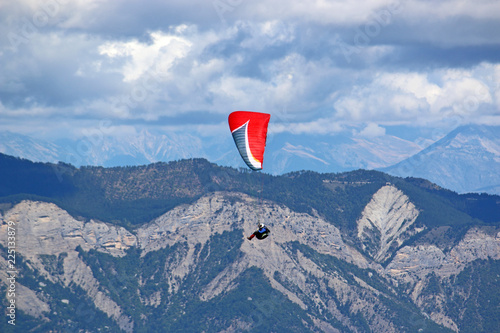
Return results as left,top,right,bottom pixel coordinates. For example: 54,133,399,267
248,225,270,240
256,225,270,239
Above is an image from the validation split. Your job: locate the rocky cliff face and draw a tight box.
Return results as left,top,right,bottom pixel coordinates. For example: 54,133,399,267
135,193,385,331
0,201,136,332
356,184,422,262
1,186,499,332
386,227,500,332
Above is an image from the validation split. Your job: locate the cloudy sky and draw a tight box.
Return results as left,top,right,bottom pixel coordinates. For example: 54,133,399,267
1,0,500,142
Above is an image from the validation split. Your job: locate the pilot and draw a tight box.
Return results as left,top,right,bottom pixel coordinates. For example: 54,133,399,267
247,223,270,240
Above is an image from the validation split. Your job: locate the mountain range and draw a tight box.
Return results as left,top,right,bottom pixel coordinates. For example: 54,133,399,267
0,127,423,174
383,125,500,195
1,124,499,195
0,154,499,332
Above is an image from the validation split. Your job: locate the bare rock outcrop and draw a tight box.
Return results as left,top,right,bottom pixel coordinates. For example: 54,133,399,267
357,185,422,262
1,201,136,259
136,192,396,332
387,227,500,283
1,188,497,332
0,201,136,332
385,227,500,332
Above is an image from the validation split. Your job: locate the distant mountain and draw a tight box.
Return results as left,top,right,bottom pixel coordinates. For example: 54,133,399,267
265,133,423,174
0,130,213,167
58,130,211,167
0,155,499,332
0,131,63,164
4,124,499,195
0,130,423,174
382,125,500,195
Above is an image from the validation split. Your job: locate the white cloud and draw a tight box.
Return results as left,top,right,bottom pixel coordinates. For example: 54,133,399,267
402,0,500,21
246,0,400,25
378,72,441,105
333,64,498,127
433,76,492,115
1,0,500,141
357,123,386,138
98,29,193,82
239,20,295,50
495,64,500,107
271,118,344,135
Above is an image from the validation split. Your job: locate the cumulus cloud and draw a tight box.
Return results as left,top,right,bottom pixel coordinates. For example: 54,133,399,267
333,64,498,126
357,123,386,138
98,28,194,82
0,0,499,140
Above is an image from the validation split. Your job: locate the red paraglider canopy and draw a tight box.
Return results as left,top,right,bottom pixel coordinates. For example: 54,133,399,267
228,111,271,171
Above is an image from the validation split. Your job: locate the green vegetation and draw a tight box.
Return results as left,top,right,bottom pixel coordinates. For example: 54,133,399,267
1,153,499,332
1,153,498,232
0,244,118,332
410,259,500,332
278,242,453,332
404,178,500,224
163,267,313,333
74,230,315,332
445,259,500,332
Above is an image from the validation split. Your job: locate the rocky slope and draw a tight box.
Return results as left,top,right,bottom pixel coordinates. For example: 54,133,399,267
0,201,136,332
357,184,422,262
1,182,499,332
386,226,500,332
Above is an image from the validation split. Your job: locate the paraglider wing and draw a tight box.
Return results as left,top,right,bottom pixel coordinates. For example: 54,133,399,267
228,111,271,171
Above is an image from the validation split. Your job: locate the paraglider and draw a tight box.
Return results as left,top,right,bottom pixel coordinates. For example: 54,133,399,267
228,111,271,240
247,223,270,241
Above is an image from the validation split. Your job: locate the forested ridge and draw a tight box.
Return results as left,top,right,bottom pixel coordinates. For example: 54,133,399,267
1,153,498,231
